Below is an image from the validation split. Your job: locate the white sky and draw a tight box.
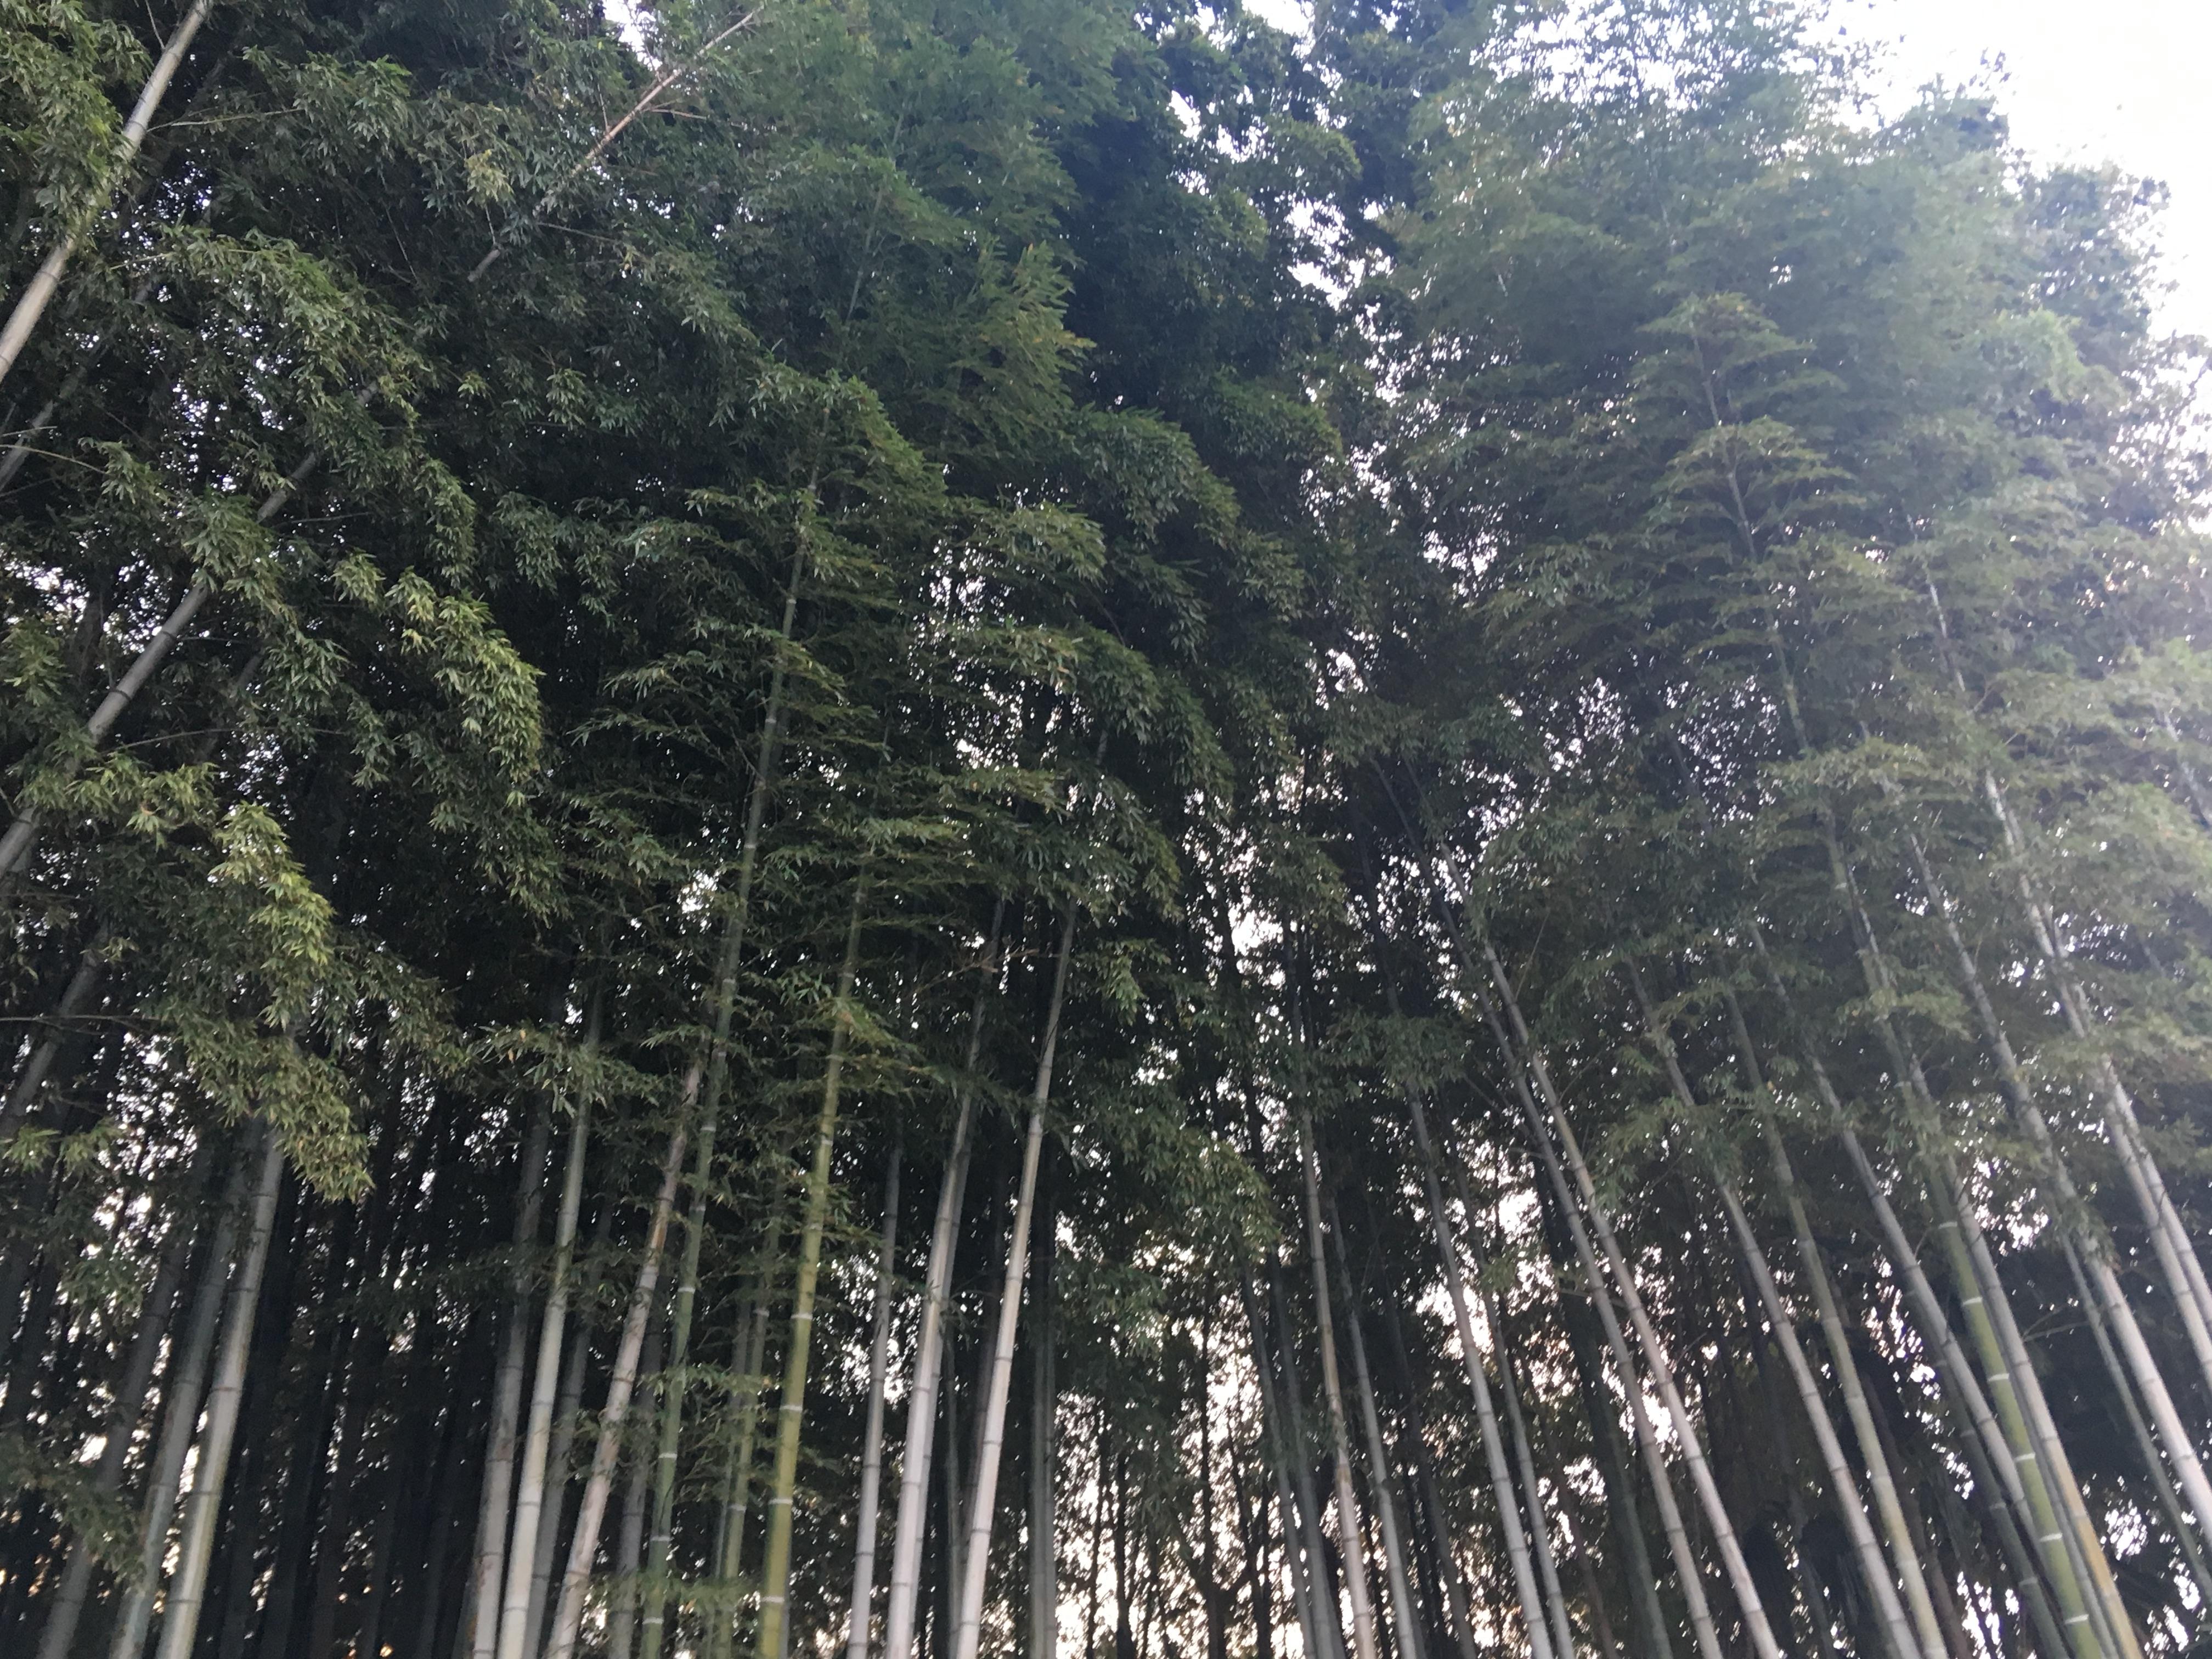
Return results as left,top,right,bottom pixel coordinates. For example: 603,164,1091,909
1844,0,2210,341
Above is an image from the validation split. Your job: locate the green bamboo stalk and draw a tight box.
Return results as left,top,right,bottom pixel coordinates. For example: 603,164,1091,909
705,1208,786,1659
641,541,803,1659
755,875,869,1659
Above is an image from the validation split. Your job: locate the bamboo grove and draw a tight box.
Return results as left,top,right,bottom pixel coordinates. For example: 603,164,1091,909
4,0,2211,1655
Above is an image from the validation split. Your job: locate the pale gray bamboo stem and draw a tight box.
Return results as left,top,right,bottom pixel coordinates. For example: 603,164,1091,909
1897,819,2212,1544
1746,929,2036,1530
1480,932,1781,1659
1958,1191,2141,1659
36,1170,202,1659
1243,1276,1328,1659
951,904,1077,1659
1408,853,1734,1659
607,1313,666,1659
494,1091,593,1659
1028,1232,1056,1659
880,899,1005,1659
0,0,215,387
1832,828,2132,1659
105,1150,250,1659
1271,1266,1348,1659
1717,1178,1925,1659
524,1320,590,1653
1,943,105,1144
1630,955,1929,1652
1718,980,1950,1657
1400,1085,1556,1659
543,1120,689,1659
1292,1110,1382,1659
2063,1233,2212,1606
642,548,799,1659
1410,893,1723,1659
1333,1236,1424,1659
1457,1189,1576,1659
846,1141,904,1659
149,1122,284,1659
466,1099,555,1659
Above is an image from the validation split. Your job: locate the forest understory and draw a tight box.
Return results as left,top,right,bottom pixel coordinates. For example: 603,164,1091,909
3,1,2210,1657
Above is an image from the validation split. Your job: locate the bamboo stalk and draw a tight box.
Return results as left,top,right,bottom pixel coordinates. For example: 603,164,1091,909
524,1307,592,1652
1398,1082,1558,1659
1470,924,1780,1659
1291,1108,1382,1659
608,1308,669,1659
1829,1125,2073,1659
755,877,870,1659
0,454,315,889
36,1156,205,1659
1375,1286,1485,1659
0,943,105,1144
495,1082,595,1659
1984,765,2212,1372
1028,1163,1058,1659
1894,822,2212,1543
847,1138,905,1659
544,1119,692,1659
1431,1145,1577,1659
104,1148,253,1659
149,1120,285,1659
1243,1273,1330,1659
1716,1176,1926,1659
1270,1265,1350,1659
880,895,1006,1659
1952,1182,2141,1659
1718,982,1952,1657
0,0,216,387
1329,1218,1425,1659
951,902,1077,1659
2061,1234,2212,1606
1785,793,2112,1659
643,542,802,1659
706,1209,786,1659
1626,958,1923,1658
465,1096,556,1659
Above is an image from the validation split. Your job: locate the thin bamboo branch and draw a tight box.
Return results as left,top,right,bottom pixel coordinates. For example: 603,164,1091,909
466,10,760,282
0,453,316,889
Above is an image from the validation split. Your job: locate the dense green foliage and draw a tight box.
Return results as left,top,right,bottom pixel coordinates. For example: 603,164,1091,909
3,1,2210,1657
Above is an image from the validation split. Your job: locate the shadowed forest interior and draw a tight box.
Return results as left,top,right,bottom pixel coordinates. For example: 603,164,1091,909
3,1,2211,1657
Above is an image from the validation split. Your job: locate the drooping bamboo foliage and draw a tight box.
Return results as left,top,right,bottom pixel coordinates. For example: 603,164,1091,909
4,2,2210,1658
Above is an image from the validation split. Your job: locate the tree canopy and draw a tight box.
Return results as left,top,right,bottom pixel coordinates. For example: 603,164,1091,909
3,2,2210,1658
